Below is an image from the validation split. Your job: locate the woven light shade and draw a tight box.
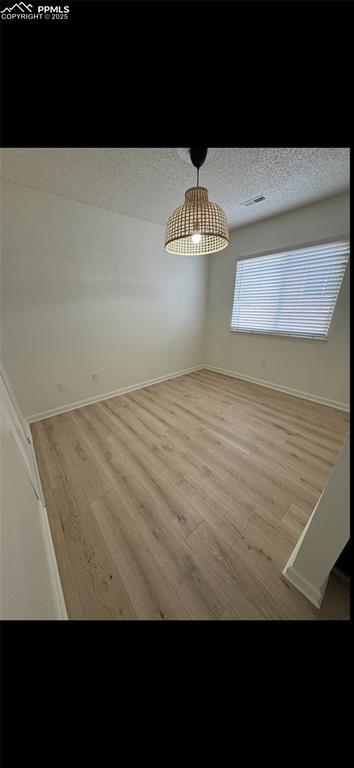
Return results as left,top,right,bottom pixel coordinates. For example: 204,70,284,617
165,186,229,255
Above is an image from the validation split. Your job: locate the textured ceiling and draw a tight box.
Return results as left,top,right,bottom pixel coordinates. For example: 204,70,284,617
0,147,349,230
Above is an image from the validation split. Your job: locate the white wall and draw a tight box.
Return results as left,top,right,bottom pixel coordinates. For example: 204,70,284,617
0,182,208,418
1,185,350,416
206,194,350,408
283,434,350,607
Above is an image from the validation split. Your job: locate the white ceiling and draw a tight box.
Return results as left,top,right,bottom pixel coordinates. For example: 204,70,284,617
0,147,349,230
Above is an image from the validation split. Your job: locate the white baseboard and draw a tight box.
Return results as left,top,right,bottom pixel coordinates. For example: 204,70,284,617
281,494,328,609
27,362,349,422
282,564,329,609
39,499,69,620
204,365,350,412
26,365,205,423
30,434,68,619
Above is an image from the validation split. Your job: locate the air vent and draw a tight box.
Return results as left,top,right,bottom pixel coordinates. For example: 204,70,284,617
241,195,266,207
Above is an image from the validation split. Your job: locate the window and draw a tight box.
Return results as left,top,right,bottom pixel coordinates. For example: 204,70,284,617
230,240,349,340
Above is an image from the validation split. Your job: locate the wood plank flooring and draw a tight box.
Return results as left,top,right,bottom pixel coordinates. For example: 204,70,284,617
31,369,350,620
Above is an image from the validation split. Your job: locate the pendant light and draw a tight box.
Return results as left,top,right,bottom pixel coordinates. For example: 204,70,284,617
165,147,229,255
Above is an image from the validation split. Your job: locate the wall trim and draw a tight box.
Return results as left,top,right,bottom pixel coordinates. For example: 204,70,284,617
39,499,69,620
282,564,329,609
27,362,350,422
204,365,350,412
282,489,328,609
31,441,68,620
26,365,205,423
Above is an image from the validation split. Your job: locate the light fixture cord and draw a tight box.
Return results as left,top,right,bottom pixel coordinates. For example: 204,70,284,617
195,166,200,234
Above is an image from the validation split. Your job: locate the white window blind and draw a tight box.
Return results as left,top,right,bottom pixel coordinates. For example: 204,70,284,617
230,240,349,339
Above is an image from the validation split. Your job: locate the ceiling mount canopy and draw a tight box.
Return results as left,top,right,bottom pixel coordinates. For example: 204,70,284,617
190,146,208,170
165,147,229,255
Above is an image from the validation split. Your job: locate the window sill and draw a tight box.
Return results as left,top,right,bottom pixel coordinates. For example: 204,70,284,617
229,328,328,343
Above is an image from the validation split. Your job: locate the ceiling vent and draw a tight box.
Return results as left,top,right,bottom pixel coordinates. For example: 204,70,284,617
240,195,266,207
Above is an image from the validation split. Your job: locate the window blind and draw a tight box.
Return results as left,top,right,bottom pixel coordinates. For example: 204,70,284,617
230,240,349,339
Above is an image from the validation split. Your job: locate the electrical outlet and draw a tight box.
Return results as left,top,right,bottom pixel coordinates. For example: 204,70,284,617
57,382,67,391
92,373,100,382
260,360,268,369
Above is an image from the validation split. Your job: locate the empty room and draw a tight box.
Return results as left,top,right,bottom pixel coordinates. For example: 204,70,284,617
0,147,350,621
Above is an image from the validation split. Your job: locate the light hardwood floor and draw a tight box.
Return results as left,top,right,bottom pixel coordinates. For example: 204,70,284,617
31,369,350,620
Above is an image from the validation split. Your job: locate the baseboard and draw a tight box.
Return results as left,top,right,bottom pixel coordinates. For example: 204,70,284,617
27,362,349,421
39,499,69,620
26,365,205,423
31,439,68,619
281,494,330,609
203,365,350,412
282,564,328,609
